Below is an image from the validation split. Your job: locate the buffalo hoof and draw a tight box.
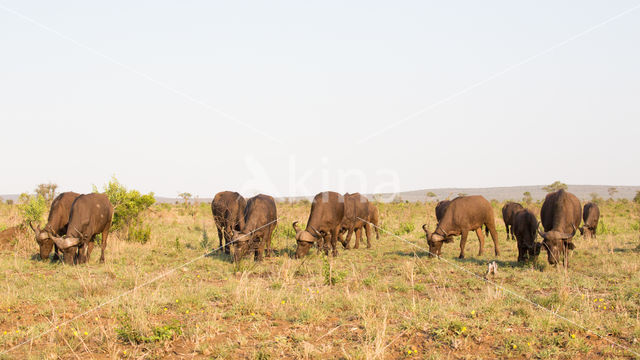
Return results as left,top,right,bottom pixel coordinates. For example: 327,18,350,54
353,245,359,250
458,254,465,259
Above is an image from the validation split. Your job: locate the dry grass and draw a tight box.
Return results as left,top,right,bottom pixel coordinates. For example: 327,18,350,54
0,200,638,359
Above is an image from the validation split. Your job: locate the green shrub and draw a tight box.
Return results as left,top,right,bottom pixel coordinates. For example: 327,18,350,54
93,176,155,231
200,227,210,249
127,221,151,244
18,193,47,225
116,313,181,344
394,222,415,236
322,256,346,285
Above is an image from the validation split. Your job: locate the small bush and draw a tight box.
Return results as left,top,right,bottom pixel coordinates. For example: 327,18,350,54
394,222,415,236
116,313,181,344
94,176,155,231
200,227,210,249
322,256,346,285
18,193,47,225
127,221,151,244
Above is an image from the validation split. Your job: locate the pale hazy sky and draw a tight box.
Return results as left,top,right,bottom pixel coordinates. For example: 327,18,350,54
1,1,639,197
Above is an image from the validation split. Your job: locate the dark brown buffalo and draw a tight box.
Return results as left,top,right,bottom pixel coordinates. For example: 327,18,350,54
502,202,524,240
29,192,80,261
230,194,277,262
339,193,372,249
538,189,582,266
49,193,113,265
579,202,600,239
435,198,488,247
367,202,380,240
512,209,542,262
211,191,246,254
422,195,499,258
293,191,345,258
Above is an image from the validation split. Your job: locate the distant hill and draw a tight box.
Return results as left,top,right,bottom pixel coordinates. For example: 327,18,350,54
365,185,640,203
2,185,639,204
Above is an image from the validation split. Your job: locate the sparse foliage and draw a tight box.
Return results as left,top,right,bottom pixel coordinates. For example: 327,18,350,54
590,192,603,204
34,183,58,204
178,192,192,205
608,187,618,198
18,193,47,225
542,181,568,193
634,191,640,204
93,176,155,231
426,192,436,198
522,191,532,204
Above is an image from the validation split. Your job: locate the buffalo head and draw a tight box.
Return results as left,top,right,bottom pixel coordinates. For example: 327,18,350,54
29,222,55,261
49,231,86,265
538,225,576,266
293,221,319,258
422,224,453,257
230,230,258,262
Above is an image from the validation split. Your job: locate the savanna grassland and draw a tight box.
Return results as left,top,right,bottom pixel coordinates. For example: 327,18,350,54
0,199,639,359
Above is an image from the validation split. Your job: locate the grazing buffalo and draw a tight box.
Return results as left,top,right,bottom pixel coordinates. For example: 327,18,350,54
422,195,499,258
435,198,488,245
502,202,524,240
579,202,600,239
339,193,372,249
538,189,582,266
29,192,80,261
512,209,542,262
293,191,345,258
49,193,113,265
367,202,380,240
230,194,277,262
211,191,246,254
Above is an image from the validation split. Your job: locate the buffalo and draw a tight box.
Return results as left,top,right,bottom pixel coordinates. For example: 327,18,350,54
293,191,345,258
512,209,542,262
502,202,524,240
339,193,372,249
422,195,499,258
435,198,488,246
579,202,600,240
29,191,80,261
49,193,113,265
538,189,582,266
230,194,277,262
367,202,380,240
211,191,246,254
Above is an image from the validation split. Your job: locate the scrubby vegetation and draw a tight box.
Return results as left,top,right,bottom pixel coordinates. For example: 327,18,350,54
92,176,155,232
0,199,638,358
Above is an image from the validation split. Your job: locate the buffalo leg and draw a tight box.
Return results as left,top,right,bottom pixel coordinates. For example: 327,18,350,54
487,224,500,256
364,223,372,248
255,238,265,261
475,228,485,256
505,225,510,240
216,224,224,251
342,228,353,249
330,228,339,257
354,227,362,249
459,231,469,259
100,229,109,263
52,244,60,261
264,228,273,257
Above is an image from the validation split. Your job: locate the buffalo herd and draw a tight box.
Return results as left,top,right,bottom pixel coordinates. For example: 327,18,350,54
28,189,600,268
